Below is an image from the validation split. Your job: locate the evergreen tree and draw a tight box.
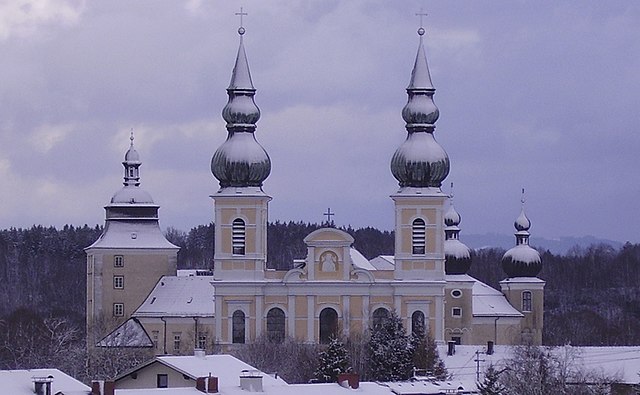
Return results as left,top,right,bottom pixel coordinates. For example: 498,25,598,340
477,364,505,395
314,336,352,383
367,310,412,381
410,322,448,380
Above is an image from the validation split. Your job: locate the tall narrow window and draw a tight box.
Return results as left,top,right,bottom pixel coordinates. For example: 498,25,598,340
411,311,426,335
232,310,246,344
412,219,426,254
372,307,389,330
113,303,124,317
522,291,532,312
152,330,159,349
197,333,207,350
319,308,338,344
232,218,246,255
266,308,285,343
157,374,168,388
114,255,124,267
113,275,124,289
173,332,181,352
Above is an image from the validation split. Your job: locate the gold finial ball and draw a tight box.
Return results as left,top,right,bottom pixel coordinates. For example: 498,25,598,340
238,26,245,35
417,27,425,36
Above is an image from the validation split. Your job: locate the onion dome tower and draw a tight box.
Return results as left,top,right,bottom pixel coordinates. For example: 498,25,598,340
85,131,178,345
210,15,271,282
502,189,542,277
211,24,270,188
444,185,472,275
390,26,449,189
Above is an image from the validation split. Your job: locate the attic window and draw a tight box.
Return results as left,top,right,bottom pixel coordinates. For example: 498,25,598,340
451,289,462,298
150,297,156,304
187,297,193,304
131,232,137,239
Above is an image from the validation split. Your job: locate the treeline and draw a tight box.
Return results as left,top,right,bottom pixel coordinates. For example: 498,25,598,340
1,223,640,348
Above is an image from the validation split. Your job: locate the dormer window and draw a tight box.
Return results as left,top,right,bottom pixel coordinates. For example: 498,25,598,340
412,218,426,255
232,218,246,255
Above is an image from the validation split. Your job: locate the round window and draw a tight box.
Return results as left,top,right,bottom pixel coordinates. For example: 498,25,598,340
451,289,462,298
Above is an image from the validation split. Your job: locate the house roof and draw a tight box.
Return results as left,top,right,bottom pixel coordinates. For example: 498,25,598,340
350,248,376,271
439,344,640,385
472,279,523,317
133,276,215,318
0,369,90,395
97,317,153,347
369,255,395,270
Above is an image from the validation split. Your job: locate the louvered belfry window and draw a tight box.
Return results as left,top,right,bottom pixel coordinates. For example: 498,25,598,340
412,218,426,254
232,218,246,255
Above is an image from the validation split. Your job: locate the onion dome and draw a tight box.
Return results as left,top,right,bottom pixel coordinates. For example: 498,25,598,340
391,25,449,189
502,190,542,277
211,24,271,188
444,185,472,274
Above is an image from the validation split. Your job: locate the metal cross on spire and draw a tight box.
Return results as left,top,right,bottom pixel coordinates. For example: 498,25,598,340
415,8,428,36
236,7,248,35
129,128,135,147
521,187,526,205
323,208,335,225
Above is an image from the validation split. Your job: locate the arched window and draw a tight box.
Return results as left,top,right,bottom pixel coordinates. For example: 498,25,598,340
232,218,246,255
232,310,245,344
319,308,338,344
522,291,532,312
412,218,426,254
372,307,389,330
266,308,285,343
411,311,426,336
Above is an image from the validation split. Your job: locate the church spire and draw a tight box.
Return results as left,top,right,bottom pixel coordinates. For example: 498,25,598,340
444,183,472,274
502,189,542,277
211,13,271,189
391,17,449,189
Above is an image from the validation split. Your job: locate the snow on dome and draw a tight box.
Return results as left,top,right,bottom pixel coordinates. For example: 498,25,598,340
445,239,471,260
502,244,542,277
444,204,461,226
110,186,154,204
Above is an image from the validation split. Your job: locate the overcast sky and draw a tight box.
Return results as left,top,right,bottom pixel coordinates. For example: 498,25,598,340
0,1,638,244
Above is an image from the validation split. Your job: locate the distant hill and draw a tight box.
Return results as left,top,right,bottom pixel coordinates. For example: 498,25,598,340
463,233,624,255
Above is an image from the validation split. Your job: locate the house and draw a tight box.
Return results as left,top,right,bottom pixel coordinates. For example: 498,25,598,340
0,368,90,395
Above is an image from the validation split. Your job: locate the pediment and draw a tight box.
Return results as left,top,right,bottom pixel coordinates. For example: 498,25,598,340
303,228,354,246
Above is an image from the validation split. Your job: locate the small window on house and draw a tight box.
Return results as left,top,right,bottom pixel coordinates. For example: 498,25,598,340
198,333,207,350
451,289,462,298
113,275,124,289
232,218,246,255
114,255,124,267
522,291,533,312
157,374,168,388
452,307,462,317
113,303,124,317
412,218,426,255
452,336,462,345
232,310,246,344
152,330,159,349
173,332,181,352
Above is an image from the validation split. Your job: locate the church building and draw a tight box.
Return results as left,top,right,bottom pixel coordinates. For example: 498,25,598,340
88,19,545,354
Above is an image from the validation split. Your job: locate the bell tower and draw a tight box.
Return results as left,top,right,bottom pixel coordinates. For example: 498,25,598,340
210,20,271,281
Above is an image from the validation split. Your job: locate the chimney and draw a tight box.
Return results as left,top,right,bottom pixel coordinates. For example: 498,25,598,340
196,377,206,392
32,375,54,395
207,376,219,393
239,370,263,392
487,341,494,355
90,380,115,395
337,373,359,389
194,348,206,358
447,341,456,356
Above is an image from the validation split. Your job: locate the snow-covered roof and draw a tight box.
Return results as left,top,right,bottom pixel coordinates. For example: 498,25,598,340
116,389,202,395
0,369,90,395
134,276,215,317
383,379,477,394
225,382,393,395
440,345,640,385
350,248,376,271
500,277,546,284
86,220,179,250
472,280,523,317
97,317,153,347
149,355,288,388
370,255,395,270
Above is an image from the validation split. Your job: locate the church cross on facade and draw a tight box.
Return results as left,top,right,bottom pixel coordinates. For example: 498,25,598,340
323,207,335,226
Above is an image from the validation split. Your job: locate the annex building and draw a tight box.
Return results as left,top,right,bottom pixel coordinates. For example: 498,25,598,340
86,21,545,354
